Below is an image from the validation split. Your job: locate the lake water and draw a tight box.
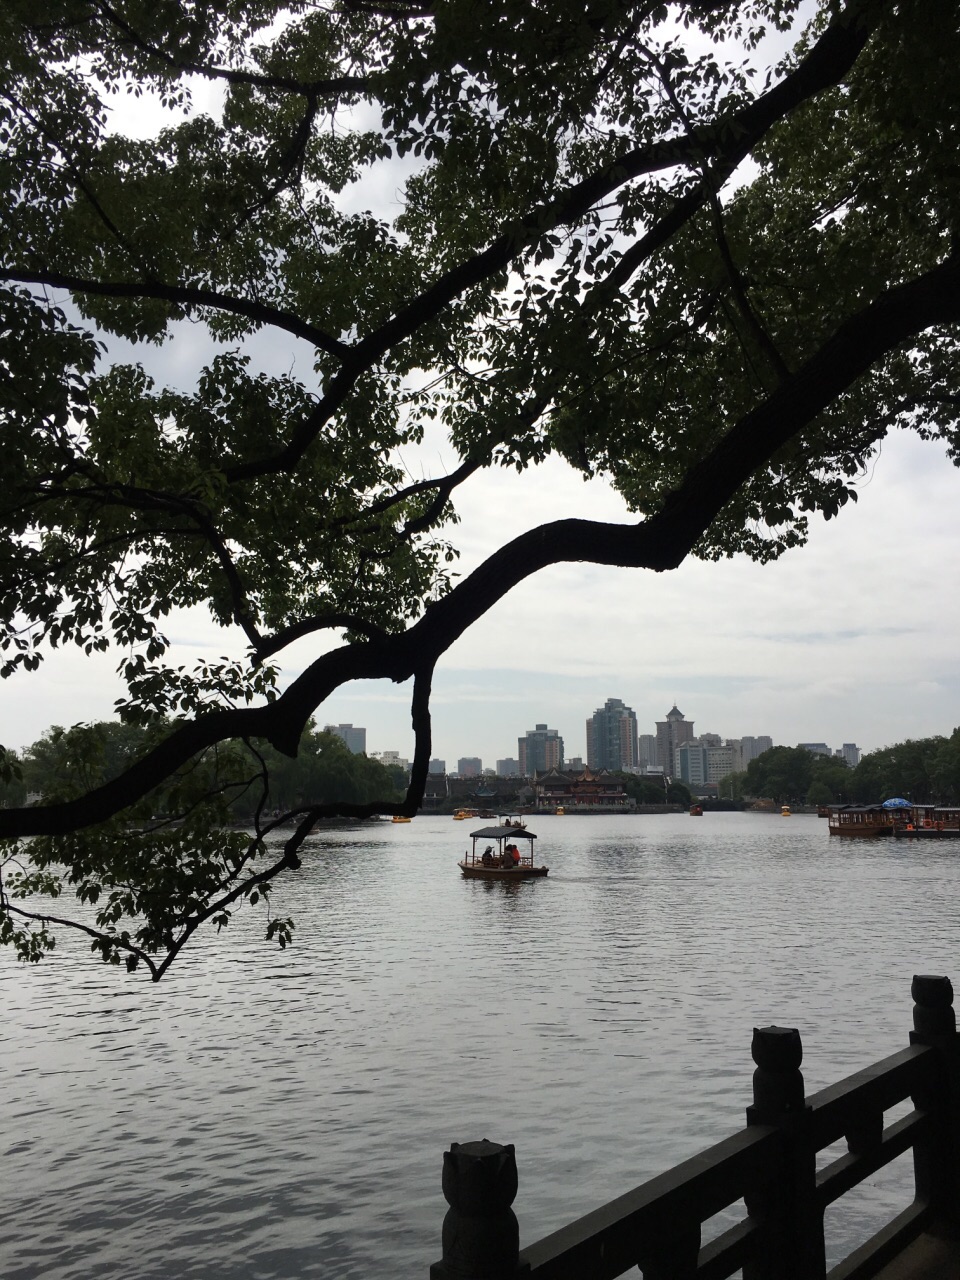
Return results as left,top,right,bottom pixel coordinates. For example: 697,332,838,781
2,812,959,1279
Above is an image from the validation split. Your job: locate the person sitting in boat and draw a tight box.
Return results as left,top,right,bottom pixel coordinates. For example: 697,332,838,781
481,846,494,866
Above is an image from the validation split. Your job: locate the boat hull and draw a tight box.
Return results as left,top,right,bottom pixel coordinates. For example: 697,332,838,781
828,824,893,837
459,861,549,879
893,826,960,839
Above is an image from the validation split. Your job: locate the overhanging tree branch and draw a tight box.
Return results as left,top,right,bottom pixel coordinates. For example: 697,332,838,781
4,250,957,841
1,270,349,359
221,0,878,483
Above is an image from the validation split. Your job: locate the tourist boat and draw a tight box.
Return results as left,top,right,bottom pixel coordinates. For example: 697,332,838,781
828,805,906,837
556,806,565,816
391,814,412,824
459,820,549,879
893,806,960,839
690,803,703,816
781,805,791,817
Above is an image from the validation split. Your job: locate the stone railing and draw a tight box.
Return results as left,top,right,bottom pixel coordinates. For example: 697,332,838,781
429,975,960,1280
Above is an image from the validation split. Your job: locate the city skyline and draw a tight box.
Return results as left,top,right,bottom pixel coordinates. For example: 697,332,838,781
347,708,860,777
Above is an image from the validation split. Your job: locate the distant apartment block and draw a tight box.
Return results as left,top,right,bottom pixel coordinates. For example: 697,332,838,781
839,743,862,767
739,736,773,764
586,699,638,771
372,750,409,772
497,758,521,777
565,756,585,773
325,723,366,754
638,735,658,769
798,742,833,758
518,724,564,777
458,757,482,778
706,743,736,783
428,758,446,774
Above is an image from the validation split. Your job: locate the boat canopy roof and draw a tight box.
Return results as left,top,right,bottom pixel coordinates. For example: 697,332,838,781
470,825,536,841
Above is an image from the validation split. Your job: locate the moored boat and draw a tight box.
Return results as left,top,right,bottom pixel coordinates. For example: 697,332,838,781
893,806,960,838
459,820,549,879
392,814,412,823
690,803,703,816
828,805,904,837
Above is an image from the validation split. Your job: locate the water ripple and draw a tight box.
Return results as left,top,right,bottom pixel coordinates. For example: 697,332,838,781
3,813,957,1276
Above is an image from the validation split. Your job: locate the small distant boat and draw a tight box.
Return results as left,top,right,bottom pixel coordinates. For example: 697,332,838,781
459,820,549,879
690,804,703,816
453,808,479,821
391,814,412,824
556,806,565,816
781,805,791,817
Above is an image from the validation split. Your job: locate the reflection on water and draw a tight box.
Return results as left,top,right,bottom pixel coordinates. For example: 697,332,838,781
3,813,958,1277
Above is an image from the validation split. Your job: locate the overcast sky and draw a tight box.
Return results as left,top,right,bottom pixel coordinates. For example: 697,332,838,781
4,12,958,769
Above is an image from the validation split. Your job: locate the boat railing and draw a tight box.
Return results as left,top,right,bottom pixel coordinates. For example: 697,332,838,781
429,974,960,1280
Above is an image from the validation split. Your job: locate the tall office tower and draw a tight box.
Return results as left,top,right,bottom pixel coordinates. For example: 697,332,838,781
518,724,564,777
840,743,863,767
655,706,695,778
676,741,708,787
428,758,446,774
637,734,658,769
585,699,639,771
496,758,521,777
458,757,482,777
324,723,366,754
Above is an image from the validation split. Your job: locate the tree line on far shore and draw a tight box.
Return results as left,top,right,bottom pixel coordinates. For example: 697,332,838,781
1,718,696,815
724,732,960,808
0,721,405,819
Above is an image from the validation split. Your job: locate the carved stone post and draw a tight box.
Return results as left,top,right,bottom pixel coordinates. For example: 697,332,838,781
743,1025,825,1280
910,974,960,1238
430,1139,528,1279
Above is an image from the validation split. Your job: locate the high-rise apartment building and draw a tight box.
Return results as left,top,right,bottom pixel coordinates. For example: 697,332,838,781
586,699,639,771
839,743,862,767
458,757,482,777
497,758,521,777
655,706,694,778
428,758,446,774
638,734,658,769
324,723,366,754
518,724,563,777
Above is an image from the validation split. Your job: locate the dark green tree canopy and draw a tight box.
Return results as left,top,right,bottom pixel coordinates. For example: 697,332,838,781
1,0,958,975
